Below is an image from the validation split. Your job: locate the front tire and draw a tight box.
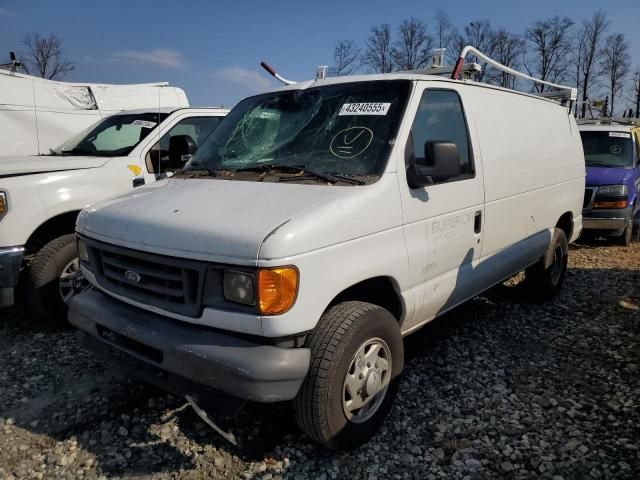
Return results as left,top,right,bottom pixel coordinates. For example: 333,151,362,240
617,224,633,246
524,228,568,299
24,234,79,326
293,301,403,450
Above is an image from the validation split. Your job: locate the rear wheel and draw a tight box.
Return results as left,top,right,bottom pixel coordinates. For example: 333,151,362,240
524,228,568,299
293,301,403,450
24,234,80,326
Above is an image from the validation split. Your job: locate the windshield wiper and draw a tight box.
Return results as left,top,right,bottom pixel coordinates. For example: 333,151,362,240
60,147,98,156
234,163,366,185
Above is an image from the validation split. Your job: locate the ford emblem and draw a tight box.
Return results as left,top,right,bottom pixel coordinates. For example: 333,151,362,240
124,270,141,284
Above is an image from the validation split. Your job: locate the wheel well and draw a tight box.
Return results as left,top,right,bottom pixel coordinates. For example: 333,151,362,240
25,211,80,255
330,276,403,322
556,212,573,240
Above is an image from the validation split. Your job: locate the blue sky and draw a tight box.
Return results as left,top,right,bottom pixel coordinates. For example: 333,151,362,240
0,0,638,107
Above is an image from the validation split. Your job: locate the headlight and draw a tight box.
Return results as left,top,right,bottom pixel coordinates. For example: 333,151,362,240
0,192,7,220
223,270,256,306
257,266,299,315
594,184,628,208
77,237,90,263
596,185,628,196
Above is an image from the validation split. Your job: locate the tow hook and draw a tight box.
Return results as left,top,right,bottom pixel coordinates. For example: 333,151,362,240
185,394,239,446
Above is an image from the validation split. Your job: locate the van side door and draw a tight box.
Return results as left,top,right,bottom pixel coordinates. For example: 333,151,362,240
397,85,485,331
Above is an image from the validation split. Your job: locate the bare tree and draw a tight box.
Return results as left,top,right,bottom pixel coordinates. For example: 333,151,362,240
391,18,434,70
571,27,586,116
434,10,457,61
330,40,361,76
626,69,640,118
22,32,74,80
599,34,630,116
524,16,574,92
452,20,496,82
362,24,393,73
579,10,609,117
486,29,525,89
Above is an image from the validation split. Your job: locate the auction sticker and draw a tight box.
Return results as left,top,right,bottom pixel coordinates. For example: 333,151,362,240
339,102,391,115
131,120,157,129
609,132,630,138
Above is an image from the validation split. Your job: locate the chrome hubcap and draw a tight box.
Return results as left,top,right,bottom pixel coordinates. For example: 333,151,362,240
58,258,91,304
342,337,391,423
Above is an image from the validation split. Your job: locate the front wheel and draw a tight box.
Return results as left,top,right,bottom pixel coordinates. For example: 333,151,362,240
524,227,568,299
617,224,633,246
24,234,81,326
293,301,403,450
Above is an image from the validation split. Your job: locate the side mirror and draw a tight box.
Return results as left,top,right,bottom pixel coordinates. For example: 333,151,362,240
406,141,461,188
168,135,197,170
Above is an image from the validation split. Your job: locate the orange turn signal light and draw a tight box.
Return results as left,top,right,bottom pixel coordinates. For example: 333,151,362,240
593,200,627,209
257,267,299,315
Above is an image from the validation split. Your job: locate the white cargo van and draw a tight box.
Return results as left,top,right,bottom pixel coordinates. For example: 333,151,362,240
0,107,228,323
69,47,584,449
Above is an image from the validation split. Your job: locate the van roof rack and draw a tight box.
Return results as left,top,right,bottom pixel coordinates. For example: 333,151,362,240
451,45,577,104
576,117,640,127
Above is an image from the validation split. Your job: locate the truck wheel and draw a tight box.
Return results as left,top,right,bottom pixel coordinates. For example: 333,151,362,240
524,228,568,299
293,301,403,450
617,224,632,246
24,234,78,326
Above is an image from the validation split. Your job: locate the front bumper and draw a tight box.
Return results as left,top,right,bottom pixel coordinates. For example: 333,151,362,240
69,290,310,402
582,206,633,232
0,246,25,308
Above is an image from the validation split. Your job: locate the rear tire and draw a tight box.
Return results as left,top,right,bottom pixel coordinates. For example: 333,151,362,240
24,234,78,327
524,228,568,299
293,301,403,450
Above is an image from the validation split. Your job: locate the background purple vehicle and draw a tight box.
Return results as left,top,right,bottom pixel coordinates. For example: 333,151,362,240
579,120,640,246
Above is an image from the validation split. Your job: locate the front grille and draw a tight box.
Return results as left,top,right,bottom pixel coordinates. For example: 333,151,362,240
583,188,596,209
86,239,207,317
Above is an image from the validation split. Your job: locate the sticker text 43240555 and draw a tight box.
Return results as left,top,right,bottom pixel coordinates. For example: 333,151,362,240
339,103,391,116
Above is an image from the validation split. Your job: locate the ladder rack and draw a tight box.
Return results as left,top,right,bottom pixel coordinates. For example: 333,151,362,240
451,45,577,103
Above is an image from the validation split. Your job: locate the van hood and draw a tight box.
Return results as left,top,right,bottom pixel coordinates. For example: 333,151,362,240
0,155,111,177
586,166,633,187
77,178,350,264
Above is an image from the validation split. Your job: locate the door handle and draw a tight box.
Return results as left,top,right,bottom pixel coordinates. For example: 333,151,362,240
132,178,145,188
474,211,482,234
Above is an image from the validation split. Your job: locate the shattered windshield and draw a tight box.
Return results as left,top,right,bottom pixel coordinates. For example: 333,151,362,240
184,81,411,184
53,112,169,157
580,131,634,167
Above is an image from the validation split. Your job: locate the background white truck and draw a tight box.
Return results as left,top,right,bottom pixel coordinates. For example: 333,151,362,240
0,68,189,157
0,106,228,323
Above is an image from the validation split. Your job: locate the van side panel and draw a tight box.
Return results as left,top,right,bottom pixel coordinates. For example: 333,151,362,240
465,88,584,279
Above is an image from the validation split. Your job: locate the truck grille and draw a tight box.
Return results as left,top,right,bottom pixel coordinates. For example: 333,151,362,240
583,188,596,209
86,240,207,317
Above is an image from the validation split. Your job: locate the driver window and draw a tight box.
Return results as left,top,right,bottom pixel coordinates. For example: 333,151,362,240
408,89,473,184
145,116,221,174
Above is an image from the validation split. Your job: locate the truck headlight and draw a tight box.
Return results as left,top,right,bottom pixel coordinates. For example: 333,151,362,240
0,192,7,220
594,184,628,208
596,185,627,196
77,237,90,263
223,270,256,306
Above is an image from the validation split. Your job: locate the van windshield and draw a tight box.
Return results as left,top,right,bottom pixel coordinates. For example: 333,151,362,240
53,112,169,157
184,81,411,184
580,131,634,167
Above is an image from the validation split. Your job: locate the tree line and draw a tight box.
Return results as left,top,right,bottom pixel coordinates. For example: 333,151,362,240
330,10,640,118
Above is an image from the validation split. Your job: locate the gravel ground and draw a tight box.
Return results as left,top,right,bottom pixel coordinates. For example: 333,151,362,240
1,240,639,480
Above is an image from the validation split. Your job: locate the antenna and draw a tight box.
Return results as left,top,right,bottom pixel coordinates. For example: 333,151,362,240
260,61,296,85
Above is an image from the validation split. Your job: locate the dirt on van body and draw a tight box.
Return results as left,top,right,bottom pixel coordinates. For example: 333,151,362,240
0,240,639,480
